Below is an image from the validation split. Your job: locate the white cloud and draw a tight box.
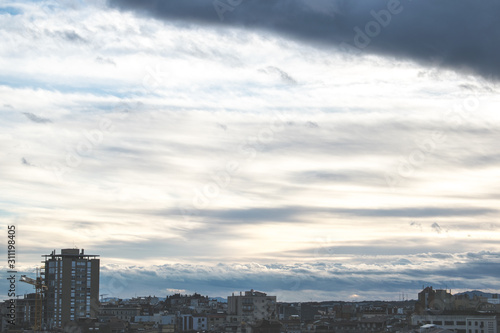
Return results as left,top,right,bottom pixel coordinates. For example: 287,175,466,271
1,0,499,300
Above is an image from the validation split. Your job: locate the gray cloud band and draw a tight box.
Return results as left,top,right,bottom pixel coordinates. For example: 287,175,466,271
107,0,500,80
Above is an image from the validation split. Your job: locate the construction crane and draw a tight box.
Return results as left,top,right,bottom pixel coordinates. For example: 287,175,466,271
20,268,47,331
100,293,109,302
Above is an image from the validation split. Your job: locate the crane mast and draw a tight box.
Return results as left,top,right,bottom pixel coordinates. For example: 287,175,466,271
20,267,47,331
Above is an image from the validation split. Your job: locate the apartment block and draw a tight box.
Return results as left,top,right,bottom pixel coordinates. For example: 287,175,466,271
228,290,277,323
43,248,100,329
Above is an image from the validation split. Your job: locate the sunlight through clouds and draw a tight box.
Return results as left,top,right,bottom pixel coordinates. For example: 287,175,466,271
1,0,499,301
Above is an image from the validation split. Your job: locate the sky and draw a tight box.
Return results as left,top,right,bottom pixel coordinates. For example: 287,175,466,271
1,0,500,302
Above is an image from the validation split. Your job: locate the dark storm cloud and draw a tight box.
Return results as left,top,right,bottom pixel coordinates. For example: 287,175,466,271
107,0,500,80
421,260,500,281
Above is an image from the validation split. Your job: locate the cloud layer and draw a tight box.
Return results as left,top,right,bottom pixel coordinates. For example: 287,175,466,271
0,0,499,301
108,0,500,80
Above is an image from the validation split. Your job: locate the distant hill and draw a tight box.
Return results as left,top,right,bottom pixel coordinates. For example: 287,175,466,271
454,290,497,299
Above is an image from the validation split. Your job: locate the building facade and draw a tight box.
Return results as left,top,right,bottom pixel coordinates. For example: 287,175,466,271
43,248,100,328
99,305,141,322
412,314,499,333
228,290,277,323
15,293,38,329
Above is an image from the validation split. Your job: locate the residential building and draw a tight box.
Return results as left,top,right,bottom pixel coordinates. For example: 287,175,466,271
411,314,498,333
193,314,208,331
228,290,277,323
99,304,141,322
466,317,498,333
179,314,194,331
43,248,100,329
15,293,38,329
207,313,227,331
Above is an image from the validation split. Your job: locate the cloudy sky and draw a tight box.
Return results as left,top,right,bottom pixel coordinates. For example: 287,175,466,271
1,0,500,302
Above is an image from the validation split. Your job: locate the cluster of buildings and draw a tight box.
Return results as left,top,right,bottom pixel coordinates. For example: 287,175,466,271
277,300,413,333
1,250,499,333
411,286,500,333
1,249,280,333
2,249,100,331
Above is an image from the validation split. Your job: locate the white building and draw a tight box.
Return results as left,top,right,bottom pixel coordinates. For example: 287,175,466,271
192,315,208,331
412,314,498,333
466,317,497,333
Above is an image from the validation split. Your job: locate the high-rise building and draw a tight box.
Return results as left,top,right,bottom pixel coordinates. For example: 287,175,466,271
43,248,99,329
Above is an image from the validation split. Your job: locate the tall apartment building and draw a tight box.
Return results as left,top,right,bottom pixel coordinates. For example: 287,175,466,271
43,248,100,329
228,290,277,323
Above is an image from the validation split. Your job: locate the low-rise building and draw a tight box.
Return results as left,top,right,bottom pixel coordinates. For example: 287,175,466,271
411,314,498,333
99,304,141,322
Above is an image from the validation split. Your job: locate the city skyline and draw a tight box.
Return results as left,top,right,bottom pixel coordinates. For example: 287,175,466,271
1,0,500,302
